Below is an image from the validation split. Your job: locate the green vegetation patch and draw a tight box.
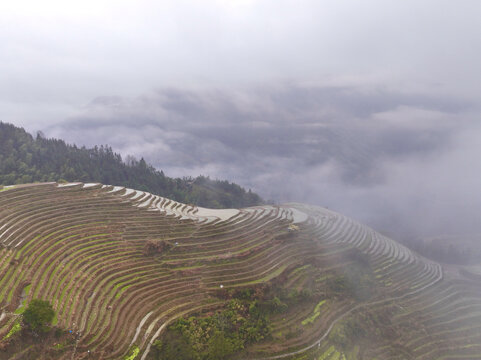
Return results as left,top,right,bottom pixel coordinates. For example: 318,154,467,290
124,345,140,360
23,299,55,332
3,321,21,340
302,299,326,326
329,317,366,352
153,299,271,360
115,284,132,299
318,345,336,360
289,264,312,278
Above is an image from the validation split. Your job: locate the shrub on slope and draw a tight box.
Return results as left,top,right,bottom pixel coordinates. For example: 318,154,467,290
23,299,55,333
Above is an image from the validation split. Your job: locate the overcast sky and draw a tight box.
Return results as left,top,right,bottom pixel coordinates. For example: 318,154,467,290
1,0,481,239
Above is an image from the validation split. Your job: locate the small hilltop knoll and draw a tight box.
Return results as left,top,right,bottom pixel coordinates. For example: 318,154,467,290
0,183,481,359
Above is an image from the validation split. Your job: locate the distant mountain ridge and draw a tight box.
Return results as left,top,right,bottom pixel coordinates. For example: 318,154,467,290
0,122,263,208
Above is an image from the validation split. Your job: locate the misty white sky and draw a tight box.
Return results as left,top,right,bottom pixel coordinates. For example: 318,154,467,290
1,0,481,239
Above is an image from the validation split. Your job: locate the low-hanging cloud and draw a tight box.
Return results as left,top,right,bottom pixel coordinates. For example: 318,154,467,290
44,84,479,239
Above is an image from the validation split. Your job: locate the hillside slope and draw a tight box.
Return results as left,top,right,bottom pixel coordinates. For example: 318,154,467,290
0,122,263,208
0,183,480,359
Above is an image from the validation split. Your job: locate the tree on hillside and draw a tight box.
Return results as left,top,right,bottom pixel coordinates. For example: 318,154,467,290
22,299,55,332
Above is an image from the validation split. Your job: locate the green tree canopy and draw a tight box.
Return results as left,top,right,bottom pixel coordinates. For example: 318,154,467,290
22,299,55,332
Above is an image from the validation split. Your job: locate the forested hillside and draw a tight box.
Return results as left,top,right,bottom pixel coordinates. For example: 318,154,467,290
0,122,262,208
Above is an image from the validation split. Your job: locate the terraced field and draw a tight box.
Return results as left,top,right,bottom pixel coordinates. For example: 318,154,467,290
0,183,480,359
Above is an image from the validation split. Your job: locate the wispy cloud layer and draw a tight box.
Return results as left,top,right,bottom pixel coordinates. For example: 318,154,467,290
43,85,479,238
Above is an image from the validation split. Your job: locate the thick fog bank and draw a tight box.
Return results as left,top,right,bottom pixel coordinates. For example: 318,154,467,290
39,85,481,241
